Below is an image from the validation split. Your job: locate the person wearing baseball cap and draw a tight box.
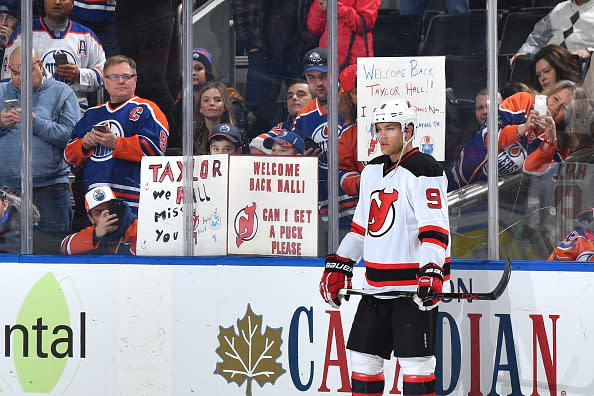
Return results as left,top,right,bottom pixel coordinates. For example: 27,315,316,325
302,47,329,103
0,0,18,50
208,122,242,154
61,186,138,255
263,130,305,156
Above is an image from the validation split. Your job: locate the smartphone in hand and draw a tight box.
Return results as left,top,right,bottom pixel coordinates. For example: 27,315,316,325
4,99,20,111
533,94,548,115
107,198,125,226
93,123,108,133
53,53,68,66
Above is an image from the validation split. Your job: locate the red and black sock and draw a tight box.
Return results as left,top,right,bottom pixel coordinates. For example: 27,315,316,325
403,373,436,396
352,372,385,396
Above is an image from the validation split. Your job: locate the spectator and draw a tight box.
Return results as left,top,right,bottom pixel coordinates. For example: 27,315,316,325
307,0,380,68
0,47,80,253
230,0,303,131
193,81,236,155
548,208,594,261
208,123,242,155
337,64,364,197
263,130,305,155
1,0,106,113
116,0,181,127
169,48,250,155
70,0,118,57
294,47,355,254
533,44,582,92
0,187,20,253
474,88,503,128
60,185,138,255
0,0,19,61
64,55,169,216
510,0,594,65
448,80,586,190
249,80,313,155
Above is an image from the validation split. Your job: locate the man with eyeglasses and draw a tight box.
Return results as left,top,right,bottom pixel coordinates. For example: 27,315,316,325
0,46,80,253
0,0,106,113
65,55,169,217
0,187,20,253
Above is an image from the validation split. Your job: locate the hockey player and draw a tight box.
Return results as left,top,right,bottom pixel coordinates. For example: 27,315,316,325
1,0,106,112
64,55,169,215
319,98,451,396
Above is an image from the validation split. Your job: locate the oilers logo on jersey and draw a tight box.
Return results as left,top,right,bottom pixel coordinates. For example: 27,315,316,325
498,142,526,176
41,49,76,85
92,120,124,160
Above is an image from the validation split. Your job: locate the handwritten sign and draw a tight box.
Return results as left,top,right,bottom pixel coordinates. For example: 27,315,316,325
357,56,446,162
227,156,318,257
136,155,228,256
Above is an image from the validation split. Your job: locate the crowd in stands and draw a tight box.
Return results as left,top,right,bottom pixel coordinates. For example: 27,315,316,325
0,0,592,259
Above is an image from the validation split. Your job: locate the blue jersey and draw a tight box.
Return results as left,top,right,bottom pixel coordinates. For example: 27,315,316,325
72,0,116,23
65,96,169,214
292,98,355,221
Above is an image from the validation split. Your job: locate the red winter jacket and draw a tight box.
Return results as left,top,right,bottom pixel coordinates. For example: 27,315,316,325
307,0,381,67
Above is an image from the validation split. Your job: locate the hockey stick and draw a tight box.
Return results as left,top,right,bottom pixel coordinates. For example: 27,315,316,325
338,258,511,301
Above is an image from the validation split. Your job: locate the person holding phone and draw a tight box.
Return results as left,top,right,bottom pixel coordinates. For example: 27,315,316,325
448,80,587,190
65,55,169,217
0,0,106,113
60,186,138,255
0,46,80,253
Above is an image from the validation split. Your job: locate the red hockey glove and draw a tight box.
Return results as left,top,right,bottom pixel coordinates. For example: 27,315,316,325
320,254,354,309
416,263,444,308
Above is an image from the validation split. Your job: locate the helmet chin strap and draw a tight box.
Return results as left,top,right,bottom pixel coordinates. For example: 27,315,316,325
395,124,414,167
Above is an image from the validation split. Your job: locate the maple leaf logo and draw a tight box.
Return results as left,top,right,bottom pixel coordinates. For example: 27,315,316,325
214,304,285,396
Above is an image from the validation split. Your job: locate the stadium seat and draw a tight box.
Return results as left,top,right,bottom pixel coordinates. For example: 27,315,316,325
373,12,422,57
445,55,487,101
508,53,534,87
421,11,487,56
499,9,550,55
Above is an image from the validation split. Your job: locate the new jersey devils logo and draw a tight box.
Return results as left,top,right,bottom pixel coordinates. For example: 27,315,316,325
368,189,399,237
234,202,258,247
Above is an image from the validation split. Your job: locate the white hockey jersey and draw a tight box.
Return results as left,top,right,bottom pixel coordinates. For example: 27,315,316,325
336,148,451,294
2,17,105,111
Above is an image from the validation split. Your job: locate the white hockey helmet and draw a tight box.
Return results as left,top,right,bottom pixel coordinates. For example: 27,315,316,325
371,98,417,134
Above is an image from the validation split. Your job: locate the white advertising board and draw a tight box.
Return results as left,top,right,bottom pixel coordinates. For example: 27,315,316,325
136,155,228,256
357,56,446,162
0,259,591,395
227,155,319,257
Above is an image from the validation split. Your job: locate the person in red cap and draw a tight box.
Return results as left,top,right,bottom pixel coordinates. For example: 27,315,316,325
60,186,138,255
338,63,365,196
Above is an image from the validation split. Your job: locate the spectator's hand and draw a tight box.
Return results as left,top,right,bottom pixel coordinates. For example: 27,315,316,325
82,130,100,150
537,114,556,144
510,52,527,66
55,63,81,83
571,48,592,59
94,210,119,238
304,147,322,157
318,0,327,11
0,107,20,129
94,126,117,149
0,25,15,47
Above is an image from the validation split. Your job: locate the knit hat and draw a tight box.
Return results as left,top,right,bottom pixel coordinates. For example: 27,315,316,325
192,48,213,73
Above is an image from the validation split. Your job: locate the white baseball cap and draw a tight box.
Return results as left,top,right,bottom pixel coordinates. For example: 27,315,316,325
85,186,116,212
